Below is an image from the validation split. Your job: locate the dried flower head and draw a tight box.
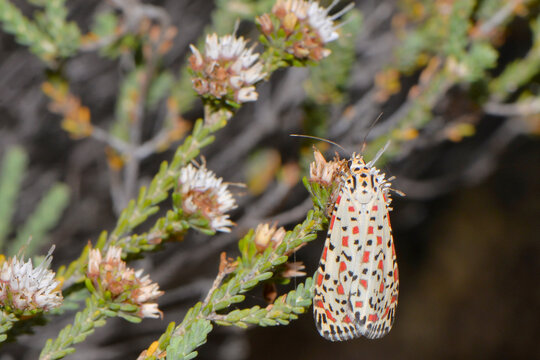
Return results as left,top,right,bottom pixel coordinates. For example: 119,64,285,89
0,247,62,314
281,261,306,278
253,223,287,252
189,33,266,104
87,247,163,319
259,0,353,61
309,148,346,185
178,163,238,233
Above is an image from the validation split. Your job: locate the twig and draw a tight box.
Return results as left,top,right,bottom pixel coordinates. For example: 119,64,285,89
484,98,540,117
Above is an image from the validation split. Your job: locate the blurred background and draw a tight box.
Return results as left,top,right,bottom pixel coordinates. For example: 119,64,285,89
0,0,539,359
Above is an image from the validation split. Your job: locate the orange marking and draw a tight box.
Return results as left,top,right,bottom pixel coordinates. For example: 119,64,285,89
336,195,341,204
379,282,384,293
360,279,368,289
325,309,336,322
383,307,390,317
315,300,324,308
367,226,374,234
330,215,335,230
372,205,378,211
342,236,349,247
352,226,359,234
355,301,363,308
337,284,344,295
391,296,397,304
377,236,382,245
339,261,347,272
322,246,327,261
343,315,352,323
317,273,323,286
368,314,379,322
362,251,370,263
348,206,355,212
378,260,384,270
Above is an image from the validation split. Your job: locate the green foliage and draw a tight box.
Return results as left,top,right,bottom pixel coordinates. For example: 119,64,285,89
167,319,213,360
0,310,17,343
8,184,70,256
214,278,313,327
0,0,80,66
489,15,540,100
0,146,27,249
39,295,107,360
0,146,70,257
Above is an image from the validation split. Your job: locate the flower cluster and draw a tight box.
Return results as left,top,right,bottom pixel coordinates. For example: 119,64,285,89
253,223,287,253
0,247,62,314
87,247,163,319
189,34,266,105
309,148,346,186
178,163,238,233
258,0,352,62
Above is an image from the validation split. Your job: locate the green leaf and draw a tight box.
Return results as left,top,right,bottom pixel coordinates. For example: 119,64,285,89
9,183,70,256
0,146,27,249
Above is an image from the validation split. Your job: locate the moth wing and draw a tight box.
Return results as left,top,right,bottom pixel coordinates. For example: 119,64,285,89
349,189,398,339
313,184,362,341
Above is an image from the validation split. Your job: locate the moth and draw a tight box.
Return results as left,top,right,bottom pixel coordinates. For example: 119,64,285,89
313,145,399,341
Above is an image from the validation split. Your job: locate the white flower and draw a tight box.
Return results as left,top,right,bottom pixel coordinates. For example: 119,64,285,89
189,34,266,104
87,246,164,319
309,148,345,185
267,0,353,61
178,163,238,233
0,246,62,313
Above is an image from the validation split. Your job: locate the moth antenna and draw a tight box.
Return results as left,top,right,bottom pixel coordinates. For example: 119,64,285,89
361,112,384,151
290,134,350,155
367,140,391,166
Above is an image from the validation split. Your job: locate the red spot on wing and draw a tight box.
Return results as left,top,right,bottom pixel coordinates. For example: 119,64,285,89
337,284,344,295
383,307,390,317
377,236,382,245
343,315,352,323
315,300,324,308
342,236,349,247
378,260,384,270
336,196,341,204
330,215,335,230
391,296,397,304
368,314,379,322
367,226,374,234
317,273,323,286
360,279,368,289
372,205,378,211
352,226,359,234
326,309,336,322
362,251,370,263
322,247,327,261
379,282,385,293
348,206,355,212
355,301,364,308
339,261,347,272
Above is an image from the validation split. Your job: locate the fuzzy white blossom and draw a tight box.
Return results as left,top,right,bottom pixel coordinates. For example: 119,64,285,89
0,247,62,313
261,0,353,61
87,247,163,319
178,163,238,233
189,34,266,103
